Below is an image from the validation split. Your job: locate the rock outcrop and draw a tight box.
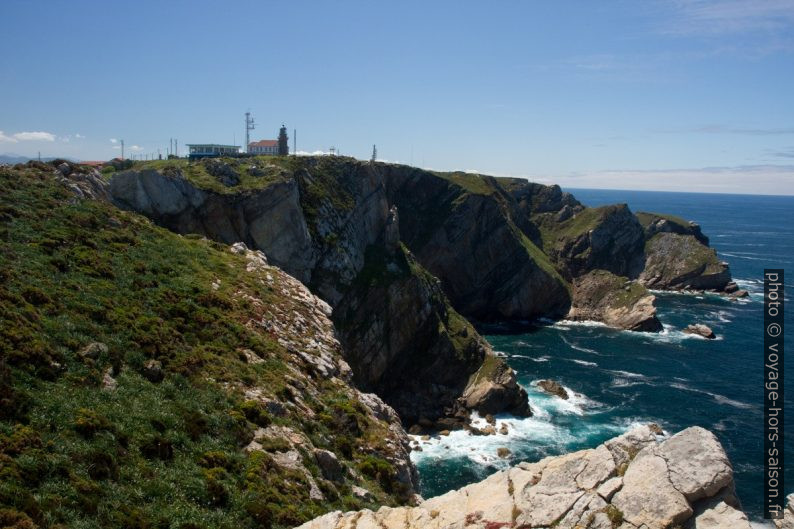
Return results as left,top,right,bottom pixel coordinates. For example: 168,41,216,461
684,324,716,339
381,166,571,321
535,204,647,281
640,233,731,292
537,379,569,399
568,270,663,332
297,425,752,529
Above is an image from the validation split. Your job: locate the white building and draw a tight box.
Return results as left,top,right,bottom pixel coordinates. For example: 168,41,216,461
248,139,278,155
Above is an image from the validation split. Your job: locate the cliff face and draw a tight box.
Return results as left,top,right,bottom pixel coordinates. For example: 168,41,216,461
381,166,570,321
110,157,527,425
535,203,647,281
298,425,753,529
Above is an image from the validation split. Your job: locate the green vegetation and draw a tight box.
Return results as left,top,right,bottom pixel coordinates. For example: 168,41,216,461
634,211,690,231
605,504,624,527
0,163,405,529
513,226,570,292
579,270,648,310
132,156,294,195
535,206,620,254
431,171,498,196
645,232,723,274
466,354,503,387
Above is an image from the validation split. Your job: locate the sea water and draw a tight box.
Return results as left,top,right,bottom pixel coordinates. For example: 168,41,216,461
411,189,794,522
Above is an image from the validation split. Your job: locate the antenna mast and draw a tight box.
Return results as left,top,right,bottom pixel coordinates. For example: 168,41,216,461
245,112,255,154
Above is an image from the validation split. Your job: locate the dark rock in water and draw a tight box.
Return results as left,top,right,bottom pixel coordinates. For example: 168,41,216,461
434,416,465,431
732,289,749,298
460,356,532,417
497,447,511,458
723,281,739,293
684,324,716,339
407,424,423,435
537,379,569,399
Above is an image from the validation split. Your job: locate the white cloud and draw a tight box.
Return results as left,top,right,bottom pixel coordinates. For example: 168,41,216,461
533,165,794,196
130,145,143,152
0,131,18,143
12,131,55,142
110,138,118,144
663,0,794,36
75,133,84,139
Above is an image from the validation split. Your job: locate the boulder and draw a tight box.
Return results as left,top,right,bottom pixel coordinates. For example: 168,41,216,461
537,379,569,399
142,359,164,383
79,342,108,360
687,498,752,529
313,449,345,482
460,356,532,417
684,324,716,339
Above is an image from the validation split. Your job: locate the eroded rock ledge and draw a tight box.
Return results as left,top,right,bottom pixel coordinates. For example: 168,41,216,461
297,425,752,529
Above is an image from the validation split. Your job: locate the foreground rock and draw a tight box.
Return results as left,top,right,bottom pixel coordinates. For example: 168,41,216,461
296,425,751,529
684,324,716,339
774,493,794,528
568,270,663,332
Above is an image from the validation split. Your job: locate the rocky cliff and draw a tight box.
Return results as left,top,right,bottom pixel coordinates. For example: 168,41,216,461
110,156,736,342
380,167,570,321
297,425,754,529
109,156,528,425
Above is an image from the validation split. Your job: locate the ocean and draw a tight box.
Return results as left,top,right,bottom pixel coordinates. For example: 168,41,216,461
410,189,794,523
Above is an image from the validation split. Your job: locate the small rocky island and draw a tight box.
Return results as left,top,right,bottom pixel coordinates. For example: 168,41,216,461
0,158,759,529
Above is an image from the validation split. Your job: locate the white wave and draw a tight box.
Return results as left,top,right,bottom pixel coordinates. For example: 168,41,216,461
609,369,648,379
569,359,598,367
636,324,718,343
409,412,569,467
561,336,603,355
493,350,508,358
555,319,608,328
610,378,644,388
719,252,768,262
510,354,550,362
669,382,756,410
527,381,601,417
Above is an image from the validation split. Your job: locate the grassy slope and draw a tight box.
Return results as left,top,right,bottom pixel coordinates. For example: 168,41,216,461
0,164,403,529
634,211,691,231
114,157,295,195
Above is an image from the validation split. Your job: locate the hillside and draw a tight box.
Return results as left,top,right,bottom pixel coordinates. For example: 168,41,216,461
0,162,419,528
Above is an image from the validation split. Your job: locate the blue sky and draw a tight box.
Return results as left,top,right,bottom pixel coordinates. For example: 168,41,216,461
1,0,793,194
